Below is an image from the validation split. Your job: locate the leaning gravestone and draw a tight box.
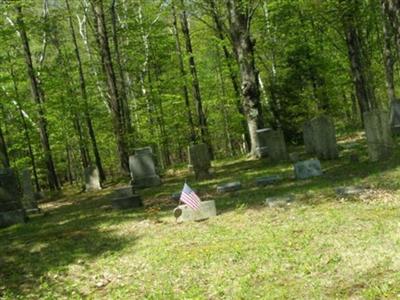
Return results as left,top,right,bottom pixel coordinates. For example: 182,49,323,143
20,169,40,213
188,143,211,180
389,99,400,134
294,159,323,180
129,147,161,188
84,166,101,192
0,169,26,228
303,115,338,160
173,200,217,223
110,186,143,209
363,110,393,162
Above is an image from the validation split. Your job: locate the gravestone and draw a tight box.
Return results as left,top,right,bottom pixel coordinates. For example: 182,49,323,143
84,166,101,192
335,186,368,198
311,115,338,160
303,121,315,154
217,181,242,193
363,110,393,162
266,195,295,208
255,128,270,158
294,159,322,179
256,175,282,186
262,129,289,161
304,116,338,160
188,144,211,180
110,186,143,210
129,147,161,188
389,99,400,134
0,168,26,228
21,169,40,213
173,200,216,223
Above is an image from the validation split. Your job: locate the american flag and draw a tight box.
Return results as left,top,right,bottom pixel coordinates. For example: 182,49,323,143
180,183,201,210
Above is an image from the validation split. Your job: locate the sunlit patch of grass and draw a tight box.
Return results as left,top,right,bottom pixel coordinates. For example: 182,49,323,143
2,134,400,298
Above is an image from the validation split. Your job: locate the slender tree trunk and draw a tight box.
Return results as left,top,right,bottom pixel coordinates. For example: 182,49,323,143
382,0,396,104
91,0,129,173
15,5,60,190
227,0,264,157
66,0,106,182
207,0,250,152
179,0,212,156
341,0,376,124
171,2,196,142
10,64,41,191
0,125,10,168
110,0,133,139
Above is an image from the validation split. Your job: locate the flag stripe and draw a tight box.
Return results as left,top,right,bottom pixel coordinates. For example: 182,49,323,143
180,183,201,210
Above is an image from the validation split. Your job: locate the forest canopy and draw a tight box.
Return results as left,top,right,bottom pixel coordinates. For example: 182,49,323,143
0,0,398,190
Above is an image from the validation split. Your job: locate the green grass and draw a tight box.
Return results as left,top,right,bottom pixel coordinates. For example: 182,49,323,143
2,135,400,299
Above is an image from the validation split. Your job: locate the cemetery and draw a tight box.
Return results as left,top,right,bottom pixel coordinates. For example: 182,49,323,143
2,131,400,299
3,0,400,298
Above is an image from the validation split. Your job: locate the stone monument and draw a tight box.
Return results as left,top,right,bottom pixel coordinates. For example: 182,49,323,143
256,128,289,160
0,168,26,228
188,143,211,180
303,116,338,160
84,166,101,192
129,147,161,188
21,169,40,213
363,110,393,162
173,200,216,223
294,159,323,180
216,181,242,193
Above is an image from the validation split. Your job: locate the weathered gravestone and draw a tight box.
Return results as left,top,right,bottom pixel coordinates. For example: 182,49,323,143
256,175,282,186
129,147,161,188
84,166,101,192
266,195,295,208
21,169,40,213
335,186,368,198
294,159,323,180
257,128,288,161
389,99,400,134
0,169,26,228
217,181,242,193
188,143,211,180
173,200,216,223
363,110,393,162
303,116,338,160
110,186,143,209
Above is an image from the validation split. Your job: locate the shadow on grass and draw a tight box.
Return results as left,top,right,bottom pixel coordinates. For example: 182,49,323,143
0,192,143,297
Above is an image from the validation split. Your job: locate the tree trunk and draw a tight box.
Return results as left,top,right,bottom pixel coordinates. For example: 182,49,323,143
91,0,129,173
15,5,60,190
171,2,196,142
0,125,10,168
227,0,264,157
66,0,106,182
207,0,251,152
110,0,133,139
341,0,376,123
179,0,212,156
382,0,397,104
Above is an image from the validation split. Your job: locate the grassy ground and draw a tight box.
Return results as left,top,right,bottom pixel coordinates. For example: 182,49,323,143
2,133,400,299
